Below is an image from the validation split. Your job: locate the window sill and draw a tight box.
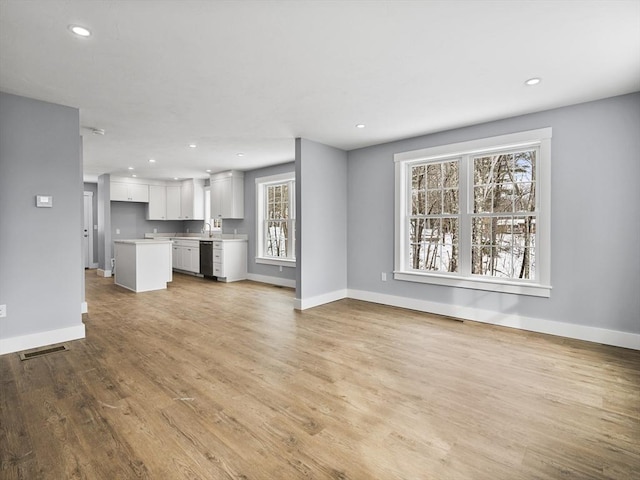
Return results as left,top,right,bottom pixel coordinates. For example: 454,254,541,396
393,271,551,298
255,257,296,268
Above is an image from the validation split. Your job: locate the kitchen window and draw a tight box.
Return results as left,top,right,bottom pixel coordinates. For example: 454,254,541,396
202,186,221,233
394,128,552,297
256,172,296,267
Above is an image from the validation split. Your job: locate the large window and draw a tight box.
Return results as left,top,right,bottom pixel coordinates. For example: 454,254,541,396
395,128,551,297
256,172,296,266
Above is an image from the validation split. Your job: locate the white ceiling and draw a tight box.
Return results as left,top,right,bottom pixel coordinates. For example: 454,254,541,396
1,1,639,182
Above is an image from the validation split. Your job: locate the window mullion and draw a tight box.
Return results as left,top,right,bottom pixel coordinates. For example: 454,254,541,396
458,155,471,277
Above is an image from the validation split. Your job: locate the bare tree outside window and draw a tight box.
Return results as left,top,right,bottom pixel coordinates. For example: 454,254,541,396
396,128,550,296
408,150,536,280
471,150,536,279
409,160,459,272
266,183,291,258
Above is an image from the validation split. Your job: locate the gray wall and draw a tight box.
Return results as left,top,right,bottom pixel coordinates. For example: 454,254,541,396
0,92,83,342
222,161,296,282
347,92,640,334
296,138,348,303
110,202,187,242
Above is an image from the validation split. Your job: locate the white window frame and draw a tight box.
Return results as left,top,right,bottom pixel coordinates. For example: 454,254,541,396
255,172,296,267
394,128,552,297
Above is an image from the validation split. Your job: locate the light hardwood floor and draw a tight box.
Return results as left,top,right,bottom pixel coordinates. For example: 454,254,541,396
1,271,639,479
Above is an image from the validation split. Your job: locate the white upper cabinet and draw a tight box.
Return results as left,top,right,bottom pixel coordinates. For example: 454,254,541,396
147,184,181,220
145,180,204,221
111,182,149,202
147,185,167,220
166,185,182,220
181,179,204,220
210,170,244,219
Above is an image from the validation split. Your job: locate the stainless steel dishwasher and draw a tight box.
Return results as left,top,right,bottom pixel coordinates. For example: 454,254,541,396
199,240,214,276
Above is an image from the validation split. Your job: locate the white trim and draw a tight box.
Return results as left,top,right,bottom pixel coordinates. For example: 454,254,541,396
0,324,86,356
97,268,112,278
254,172,296,185
394,127,552,295
294,289,348,311
81,302,88,314
255,257,296,268
347,289,640,350
394,128,553,163
255,172,296,263
393,271,551,297
247,273,296,288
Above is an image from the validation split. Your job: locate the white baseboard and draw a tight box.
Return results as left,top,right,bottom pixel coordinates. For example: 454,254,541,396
97,269,112,278
348,289,640,350
0,324,86,356
81,302,88,314
247,273,296,289
295,289,347,311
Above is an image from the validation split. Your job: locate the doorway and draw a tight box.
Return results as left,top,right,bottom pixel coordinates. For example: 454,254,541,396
83,191,95,268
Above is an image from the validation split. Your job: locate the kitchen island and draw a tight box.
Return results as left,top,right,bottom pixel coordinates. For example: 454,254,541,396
113,239,173,292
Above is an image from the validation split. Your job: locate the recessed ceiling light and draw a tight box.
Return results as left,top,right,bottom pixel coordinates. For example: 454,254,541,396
132,174,137,178
189,144,197,148
174,177,179,180
356,124,365,129
525,77,541,86
69,25,91,37
148,158,156,163
236,153,244,157
128,167,134,170
206,169,212,173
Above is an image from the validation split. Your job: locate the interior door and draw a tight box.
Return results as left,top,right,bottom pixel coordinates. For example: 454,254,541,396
83,192,93,268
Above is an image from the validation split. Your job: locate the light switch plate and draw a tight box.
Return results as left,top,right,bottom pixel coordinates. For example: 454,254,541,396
0,304,6,318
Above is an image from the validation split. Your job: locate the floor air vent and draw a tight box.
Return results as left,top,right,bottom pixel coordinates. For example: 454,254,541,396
19,344,69,361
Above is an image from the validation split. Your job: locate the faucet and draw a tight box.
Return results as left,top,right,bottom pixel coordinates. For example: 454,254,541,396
204,223,213,237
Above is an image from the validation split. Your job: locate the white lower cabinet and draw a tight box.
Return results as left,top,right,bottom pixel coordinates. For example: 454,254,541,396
172,239,200,274
212,240,247,282
172,245,180,269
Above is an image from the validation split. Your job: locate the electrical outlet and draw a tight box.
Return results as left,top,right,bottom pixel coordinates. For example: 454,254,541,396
381,272,387,282
0,304,6,318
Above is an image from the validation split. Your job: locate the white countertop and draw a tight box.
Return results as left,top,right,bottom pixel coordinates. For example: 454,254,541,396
114,239,173,245
178,237,248,242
